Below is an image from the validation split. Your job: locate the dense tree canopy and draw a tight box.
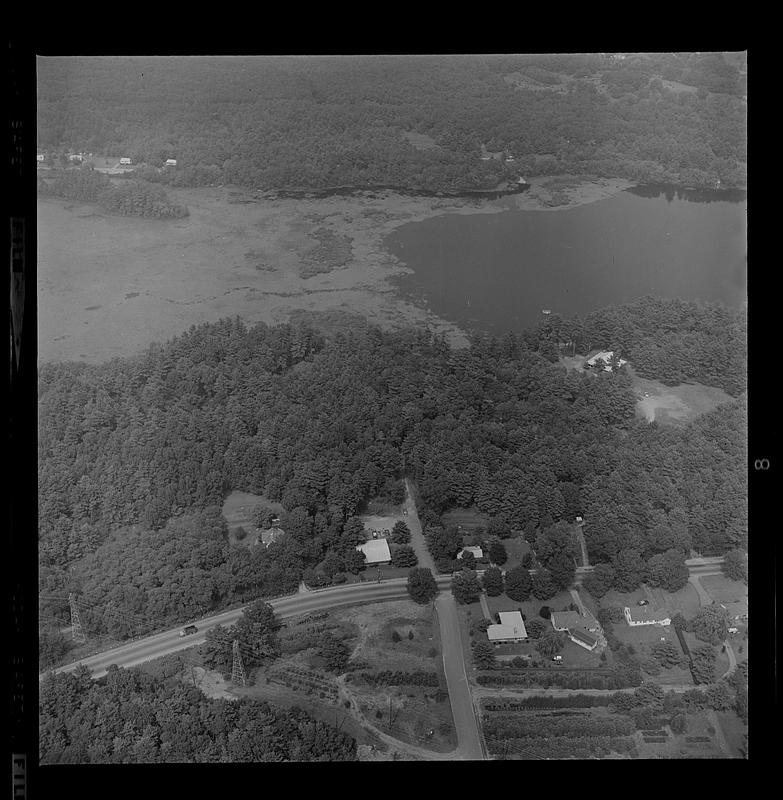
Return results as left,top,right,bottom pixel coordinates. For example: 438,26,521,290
38,54,746,194
38,303,746,649
39,666,357,763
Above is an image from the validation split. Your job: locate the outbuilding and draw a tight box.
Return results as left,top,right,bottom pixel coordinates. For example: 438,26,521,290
356,538,392,565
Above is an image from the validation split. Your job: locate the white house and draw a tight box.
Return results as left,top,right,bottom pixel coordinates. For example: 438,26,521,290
165,158,177,167
119,157,132,166
623,606,671,626
457,546,483,560
487,611,527,644
586,351,628,372
356,538,391,566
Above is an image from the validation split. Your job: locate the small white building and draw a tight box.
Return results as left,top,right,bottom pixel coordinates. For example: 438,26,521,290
487,611,527,644
457,546,483,560
623,606,671,627
356,538,392,565
165,158,177,167
119,157,132,166
36,154,45,162
586,351,628,372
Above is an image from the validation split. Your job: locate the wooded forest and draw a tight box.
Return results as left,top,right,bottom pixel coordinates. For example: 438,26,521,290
37,53,746,193
38,169,189,218
38,299,746,650
39,666,357,763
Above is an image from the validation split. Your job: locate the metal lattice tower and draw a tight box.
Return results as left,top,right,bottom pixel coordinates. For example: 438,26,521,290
231,639,246,686
68,592,87,644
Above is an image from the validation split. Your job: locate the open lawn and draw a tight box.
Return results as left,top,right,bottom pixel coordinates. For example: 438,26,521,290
717,711,748,758
632,374,734,426
221,490,284,546
332,600,457,752
441,507,489,534
499,536,530,571
699,574,747,606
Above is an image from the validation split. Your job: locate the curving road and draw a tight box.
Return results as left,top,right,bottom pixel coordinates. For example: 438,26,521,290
42,576,451,682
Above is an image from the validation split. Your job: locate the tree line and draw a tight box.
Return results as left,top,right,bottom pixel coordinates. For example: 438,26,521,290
37,53,746,194
38,168,188,219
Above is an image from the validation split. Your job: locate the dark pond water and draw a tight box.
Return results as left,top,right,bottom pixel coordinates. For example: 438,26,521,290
386,185,747,335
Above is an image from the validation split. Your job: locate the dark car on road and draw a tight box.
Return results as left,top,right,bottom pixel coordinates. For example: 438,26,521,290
179,625,198,637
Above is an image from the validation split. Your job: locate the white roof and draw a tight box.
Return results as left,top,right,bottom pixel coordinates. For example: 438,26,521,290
487,624,518,641
498,611,527,638
457,546,483,559
356,538,391,564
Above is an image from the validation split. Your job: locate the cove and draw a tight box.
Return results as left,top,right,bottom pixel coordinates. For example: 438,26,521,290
386,186,747,335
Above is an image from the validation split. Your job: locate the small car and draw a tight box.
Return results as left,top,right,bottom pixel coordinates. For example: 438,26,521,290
179,625,198,637
637,599,649,606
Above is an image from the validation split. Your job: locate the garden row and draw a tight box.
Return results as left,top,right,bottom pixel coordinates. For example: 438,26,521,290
477,667,641,690
482,693,613,711
486,735,637,760
482,713,634,739
353,670,440,687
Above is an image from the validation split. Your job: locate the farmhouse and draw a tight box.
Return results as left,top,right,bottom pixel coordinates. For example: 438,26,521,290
119,157,132,165
586,351,628,372
623,606,671,626
487,611,527,644
256,526,285,548
457,546,483,560
356,538,391,566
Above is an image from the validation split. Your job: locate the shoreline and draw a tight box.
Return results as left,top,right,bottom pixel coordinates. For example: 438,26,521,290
37,175,636,364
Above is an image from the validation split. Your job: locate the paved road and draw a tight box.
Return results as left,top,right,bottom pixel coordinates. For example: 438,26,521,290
42,577,452,682
404,478,484,760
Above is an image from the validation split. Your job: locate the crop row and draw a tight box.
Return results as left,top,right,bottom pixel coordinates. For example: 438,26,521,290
483,714,634,740
477,671,633,690
487,735,636,760
482,694,613,711
354,670,440,687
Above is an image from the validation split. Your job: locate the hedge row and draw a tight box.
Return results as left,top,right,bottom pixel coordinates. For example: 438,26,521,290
354,670,440,687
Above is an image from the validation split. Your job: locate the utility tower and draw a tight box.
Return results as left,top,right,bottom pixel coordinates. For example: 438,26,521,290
68,592,86,644
231,639,246,687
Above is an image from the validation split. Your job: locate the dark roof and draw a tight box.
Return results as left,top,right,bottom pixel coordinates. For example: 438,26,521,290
569,627,598,646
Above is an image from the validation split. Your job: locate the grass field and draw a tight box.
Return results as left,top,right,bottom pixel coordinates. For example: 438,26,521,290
221,490,284,546
699,574,747,605
333,600,457,752
632,374,734,426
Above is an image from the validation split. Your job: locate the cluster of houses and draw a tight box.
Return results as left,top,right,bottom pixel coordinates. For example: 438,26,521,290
486,607,607,652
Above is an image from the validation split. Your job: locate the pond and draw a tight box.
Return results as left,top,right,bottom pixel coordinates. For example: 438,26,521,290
386,185,747,335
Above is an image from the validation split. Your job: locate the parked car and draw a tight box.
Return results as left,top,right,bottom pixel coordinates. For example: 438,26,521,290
637,600,649,606
179,625,198,637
